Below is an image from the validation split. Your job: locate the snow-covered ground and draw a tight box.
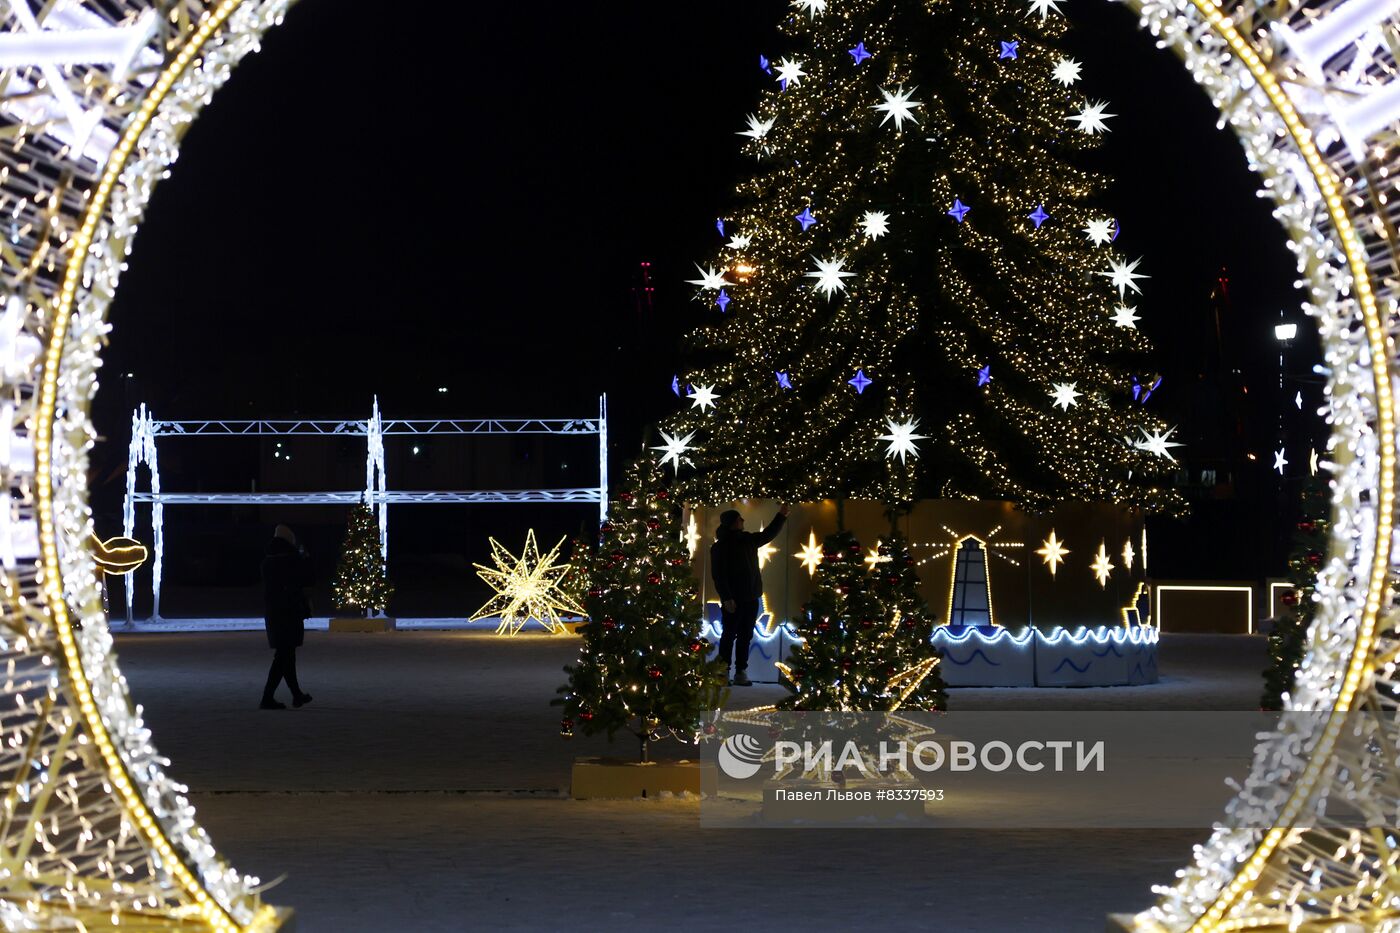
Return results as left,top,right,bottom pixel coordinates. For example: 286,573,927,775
113,631,1266,931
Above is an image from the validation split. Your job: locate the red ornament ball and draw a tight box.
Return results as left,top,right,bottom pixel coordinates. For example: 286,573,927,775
1305,551,1323,567
1281,592,1300,607
669,557,687,566
847,543,862,553
840,658,854,671
600,523,614,535
587,587,604,598
816,621,831,633
620,492,634,504
704,724,717,735
656,488,670,500
1297,520,1317,534
859,618,875,630
560,718,575,735
579,710,595,722
610,550,625,562
647,572,662,585
646,518,661,531
646,666,663,680
690,640,706,653
601,617,617,630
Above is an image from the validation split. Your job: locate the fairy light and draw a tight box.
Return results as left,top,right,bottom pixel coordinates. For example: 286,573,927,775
470,530,583,636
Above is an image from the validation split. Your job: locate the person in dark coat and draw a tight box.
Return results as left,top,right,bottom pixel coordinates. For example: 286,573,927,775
260,524,314,710
710,504,789,686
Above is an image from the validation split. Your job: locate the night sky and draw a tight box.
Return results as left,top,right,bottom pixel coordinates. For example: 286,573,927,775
91,0,1316,611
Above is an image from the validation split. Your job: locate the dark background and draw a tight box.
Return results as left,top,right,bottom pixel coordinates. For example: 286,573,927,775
91,0,1320,617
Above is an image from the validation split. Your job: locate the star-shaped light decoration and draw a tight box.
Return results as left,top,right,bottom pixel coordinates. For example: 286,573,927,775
776,371,792,390
873,86,923,133
1110,304,1140,329
1068,100,1115,134
469,530,584,636
1052,57,1082,86
1000,40,1020,59
715,290,730,312
687,263,732,292
806,255,856,299
796,206,817,231
758,542,779,569
1028,205,1050,229
1084,218,1114,245
849,42,872,64
796,530,824,577
1090,541,1115,588
977,364,991,386
1122,537,1135,572
849,369,872,394
727,232,753,250
775,57,806,89
1098,256,1148,296
1028,0,1064,19
879,417,927,464
1036,530,1068,577
860,210,890,239
684,514,701,557
652,430,697,474
864,541,892,571
1050,382,1082,410
716,218,725,236
670,375,681,396
738,114,774,141
947,198,971,222
1274,447,1288,475
1310,448,1319,475
792,0,827,17
1135,425,1184,462
1295,390,1302,410
687,384,719,411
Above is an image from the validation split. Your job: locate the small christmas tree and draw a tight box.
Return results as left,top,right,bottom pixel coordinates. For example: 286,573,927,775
555,459,727,761
332,503,393,615
779,527,941,712
1261,477,1330,710
558,535,593,617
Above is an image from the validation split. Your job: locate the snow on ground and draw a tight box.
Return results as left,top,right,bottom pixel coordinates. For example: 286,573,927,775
113,631,1266,931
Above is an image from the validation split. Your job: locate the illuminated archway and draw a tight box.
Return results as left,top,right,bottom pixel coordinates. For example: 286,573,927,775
0,0,1395,929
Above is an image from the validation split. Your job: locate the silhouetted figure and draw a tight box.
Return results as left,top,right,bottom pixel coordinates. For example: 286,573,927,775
710,504,789,686
260,524,313,710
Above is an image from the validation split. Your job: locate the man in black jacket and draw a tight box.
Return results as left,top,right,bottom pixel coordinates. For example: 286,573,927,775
710,503,789,686
260,524,314,710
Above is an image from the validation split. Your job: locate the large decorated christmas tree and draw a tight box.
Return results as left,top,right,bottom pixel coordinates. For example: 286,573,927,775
556,458,728,760
661,0,1185,515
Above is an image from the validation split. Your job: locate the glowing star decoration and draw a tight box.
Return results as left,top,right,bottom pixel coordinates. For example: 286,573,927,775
860,210,890,239
806,255,856,299
1135,425,1184,462
795,206,817,231
738,114,774,141
1036,530,1069,577
1052,57,1082,86
1274,447,1289,475
1068,100,1115,134
849,42,871,65
1310,448,1319,475
1098,256,1149,296
849,369,873,394
999,40,1019,60
1110,304,1141,329
775,57,806,89
687,263,732,292
776,371,792,390
651,430,697,474
796,530,823,577
947,198,971,222
1028,0,1064,20
469,530,585,636
687,384,719,412
1122,537,1136,572
873,86,923,133
977,364,991,386
792,0,827,17
864,542,892,571
758,542,778,569
1084,218,1115,245
1090,540,1115,588
1050,382,1082,410
1295,390,1303,410
1028,205,1050,229
878,417,927,464
684,514,701,557
670,375,681,396
727,232,753,250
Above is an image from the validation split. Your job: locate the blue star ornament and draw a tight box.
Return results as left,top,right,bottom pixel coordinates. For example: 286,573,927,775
716,218,725,236
977,365,991,387
1029,205,1049,229
760,54,771,74
849,369,873,394
1000,40,1019,60
947,199,971,223
776,371,792,390
716,289,731,312
849,42,871,64
796,207,817,231
671,375,681,396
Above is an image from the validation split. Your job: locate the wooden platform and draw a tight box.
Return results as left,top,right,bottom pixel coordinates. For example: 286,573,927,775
571,757,716,799
328,616,396,633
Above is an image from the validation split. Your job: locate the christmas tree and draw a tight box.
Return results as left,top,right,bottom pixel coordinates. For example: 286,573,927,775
779,528,942,711
1261,476,1330,710
662,0,1185,515
331,503,393,615
558,535,593,617
556,459,727,761
867,530,946,710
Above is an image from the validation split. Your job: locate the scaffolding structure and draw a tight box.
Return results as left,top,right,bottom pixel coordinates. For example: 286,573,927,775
123,395,608,620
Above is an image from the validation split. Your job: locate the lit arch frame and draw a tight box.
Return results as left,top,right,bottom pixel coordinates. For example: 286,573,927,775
0,3,1396,933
